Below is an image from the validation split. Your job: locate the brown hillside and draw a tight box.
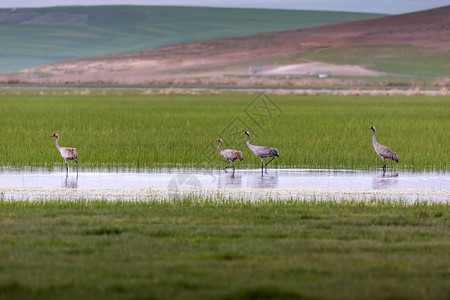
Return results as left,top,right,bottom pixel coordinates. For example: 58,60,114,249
20,6,450,85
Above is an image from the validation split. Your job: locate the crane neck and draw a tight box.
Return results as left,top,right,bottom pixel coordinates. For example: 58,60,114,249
55,136,61,150
217,141,223,154
246,134,251,147
372,130,377,145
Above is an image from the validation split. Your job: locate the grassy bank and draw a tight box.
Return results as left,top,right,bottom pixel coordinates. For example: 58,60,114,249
297,45,450,78
0,92,448,170
0,199,448,299
0,6,384,72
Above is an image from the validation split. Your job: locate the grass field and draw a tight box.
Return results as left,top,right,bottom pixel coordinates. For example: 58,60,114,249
0,199,448,299
0,92,448,170
0,6,385,72
295,45,450,78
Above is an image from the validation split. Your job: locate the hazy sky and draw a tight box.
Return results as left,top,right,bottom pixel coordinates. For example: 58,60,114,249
0,0,448,14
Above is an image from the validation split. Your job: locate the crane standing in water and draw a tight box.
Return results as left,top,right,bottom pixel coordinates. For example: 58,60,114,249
242,131,279,173
50,133,78,175
370,126,398,171
216,138,243,172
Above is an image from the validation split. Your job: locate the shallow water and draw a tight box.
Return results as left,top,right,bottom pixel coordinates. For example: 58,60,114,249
0,167,448,202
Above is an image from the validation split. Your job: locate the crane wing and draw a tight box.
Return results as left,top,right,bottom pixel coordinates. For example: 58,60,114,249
61,147,78,160
376,144,397,161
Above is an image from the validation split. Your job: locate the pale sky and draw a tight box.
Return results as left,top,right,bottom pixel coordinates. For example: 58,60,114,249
0,0,449,14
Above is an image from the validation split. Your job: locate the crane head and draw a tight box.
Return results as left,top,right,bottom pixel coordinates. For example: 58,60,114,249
216,138,223,143
242,131,250,136
369,126,375,131
50,133,59,138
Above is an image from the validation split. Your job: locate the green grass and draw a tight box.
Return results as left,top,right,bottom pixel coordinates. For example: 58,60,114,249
0,199,448,299
0,6,385,72
295,45,450,78
0,92,448,170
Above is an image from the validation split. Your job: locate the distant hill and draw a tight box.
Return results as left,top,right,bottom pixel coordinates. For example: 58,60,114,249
18,6,449,85
0,6,385,72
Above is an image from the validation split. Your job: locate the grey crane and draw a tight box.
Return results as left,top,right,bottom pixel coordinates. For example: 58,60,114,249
370,126,398,171
242,131,279,173
217,138,243,172
50,133,78,175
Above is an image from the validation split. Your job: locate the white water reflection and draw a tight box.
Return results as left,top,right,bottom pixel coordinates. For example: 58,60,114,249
65,176,79,189
0,167,448,202
372,172,399,190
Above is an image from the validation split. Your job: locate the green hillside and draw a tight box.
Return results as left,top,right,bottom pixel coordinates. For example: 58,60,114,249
0,6,385,72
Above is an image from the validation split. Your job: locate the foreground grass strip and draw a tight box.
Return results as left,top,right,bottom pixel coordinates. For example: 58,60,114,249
0,199,448,299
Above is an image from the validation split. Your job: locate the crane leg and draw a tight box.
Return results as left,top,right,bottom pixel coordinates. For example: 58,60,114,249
264,157,275,173
75,160,78,177
224,161,235,172
261,158,264,173
224,165,233,172
382,158,386,171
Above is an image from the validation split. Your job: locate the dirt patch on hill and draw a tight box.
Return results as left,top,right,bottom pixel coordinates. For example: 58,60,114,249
263,63,385,77
23,12,88,26
0,11,38,23
0,10,87,26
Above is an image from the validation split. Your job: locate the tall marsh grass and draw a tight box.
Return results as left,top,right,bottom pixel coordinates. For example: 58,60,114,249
0,93,448,170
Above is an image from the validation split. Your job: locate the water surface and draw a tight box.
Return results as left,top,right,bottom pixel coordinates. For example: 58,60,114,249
0,167,448,202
